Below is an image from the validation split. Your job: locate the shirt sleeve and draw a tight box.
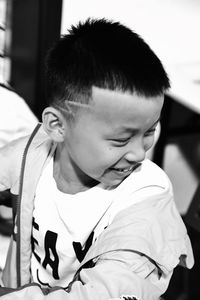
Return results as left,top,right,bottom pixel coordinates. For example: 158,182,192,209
0,258,162,300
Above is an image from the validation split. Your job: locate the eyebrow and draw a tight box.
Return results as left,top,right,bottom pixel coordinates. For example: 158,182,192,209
115,117,161,134
151,117,160,128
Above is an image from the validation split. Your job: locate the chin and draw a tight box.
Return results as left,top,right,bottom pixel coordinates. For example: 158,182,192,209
100,177,125,188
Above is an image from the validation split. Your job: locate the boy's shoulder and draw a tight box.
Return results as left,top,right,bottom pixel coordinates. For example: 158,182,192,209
106,159,173,218
121,159,172,192
0,124,52,187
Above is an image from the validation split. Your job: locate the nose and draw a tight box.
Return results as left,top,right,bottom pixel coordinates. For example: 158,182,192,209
124,138,146,163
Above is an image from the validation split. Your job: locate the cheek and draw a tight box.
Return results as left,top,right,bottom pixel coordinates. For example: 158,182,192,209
75,141,110,168
85,144,123,172
90,145,119,166
144,136,155,151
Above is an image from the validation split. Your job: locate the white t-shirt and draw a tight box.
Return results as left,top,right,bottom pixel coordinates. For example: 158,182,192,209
31,157,171,289
31,159,114,288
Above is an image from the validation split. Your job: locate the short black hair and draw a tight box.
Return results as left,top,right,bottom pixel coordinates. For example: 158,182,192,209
45,18,170,109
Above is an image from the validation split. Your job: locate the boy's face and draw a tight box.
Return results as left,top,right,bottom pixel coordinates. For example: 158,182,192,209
57,86,164,190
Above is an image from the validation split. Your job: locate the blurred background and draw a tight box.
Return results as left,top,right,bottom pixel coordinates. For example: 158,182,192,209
1,0,200,299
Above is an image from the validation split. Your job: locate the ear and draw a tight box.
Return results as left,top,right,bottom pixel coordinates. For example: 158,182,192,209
42,107,66,142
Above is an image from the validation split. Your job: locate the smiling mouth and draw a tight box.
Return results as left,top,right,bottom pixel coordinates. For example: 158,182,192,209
110,163,141,174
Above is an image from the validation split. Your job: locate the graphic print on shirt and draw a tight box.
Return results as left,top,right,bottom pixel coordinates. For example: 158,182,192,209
31,217,95,287
73,231,94,262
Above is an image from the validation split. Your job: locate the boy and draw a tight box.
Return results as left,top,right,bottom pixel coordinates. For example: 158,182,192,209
0,18,194,300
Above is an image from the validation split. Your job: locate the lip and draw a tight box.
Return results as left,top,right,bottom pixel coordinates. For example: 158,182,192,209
110,163,140,174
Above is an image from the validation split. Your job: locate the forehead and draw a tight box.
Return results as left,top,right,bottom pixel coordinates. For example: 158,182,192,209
91,86,162,123
74,86,164,133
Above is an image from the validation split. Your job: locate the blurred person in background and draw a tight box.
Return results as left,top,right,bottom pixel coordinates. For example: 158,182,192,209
0,84,38,148
0,83,37,236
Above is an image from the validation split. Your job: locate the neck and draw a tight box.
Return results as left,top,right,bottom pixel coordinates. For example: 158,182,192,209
53,171,91,194
53,146,98,194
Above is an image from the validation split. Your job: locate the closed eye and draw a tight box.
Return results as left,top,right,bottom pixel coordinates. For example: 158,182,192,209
110,138,130,146
144,128,156,137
